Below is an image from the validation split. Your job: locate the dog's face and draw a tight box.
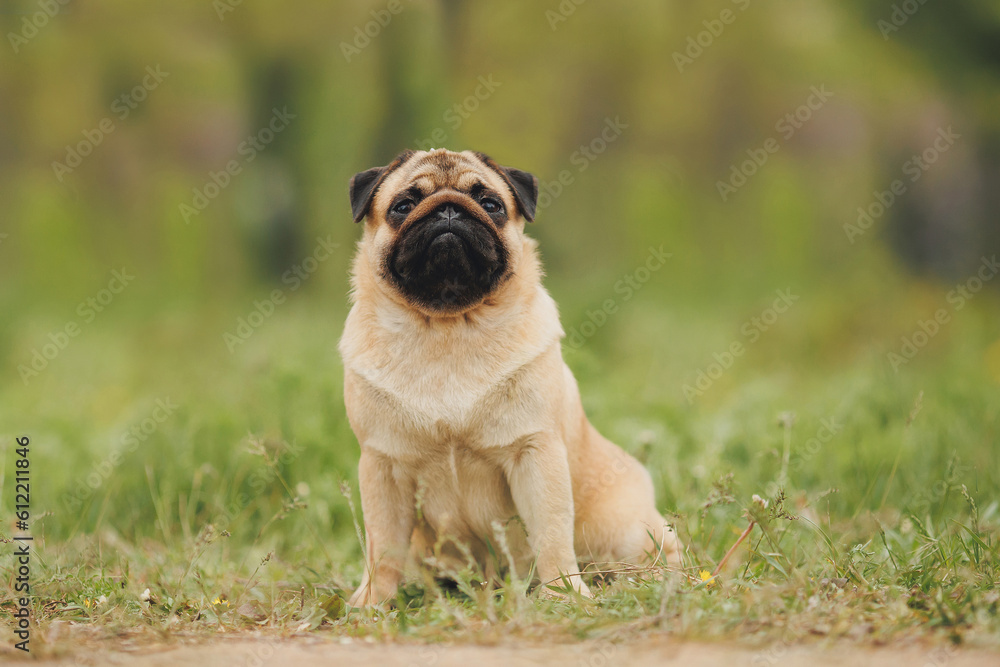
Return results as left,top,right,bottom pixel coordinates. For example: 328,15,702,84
349,149,538,313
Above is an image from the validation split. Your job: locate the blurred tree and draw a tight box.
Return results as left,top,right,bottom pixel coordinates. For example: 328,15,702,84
848,1,1000,277
238,57,305,280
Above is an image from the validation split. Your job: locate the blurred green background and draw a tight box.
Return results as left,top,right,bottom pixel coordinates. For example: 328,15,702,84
1,0,999,581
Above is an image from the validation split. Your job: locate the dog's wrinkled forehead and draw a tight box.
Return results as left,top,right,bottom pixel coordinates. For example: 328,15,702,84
350,148,539,223
379,149,509,199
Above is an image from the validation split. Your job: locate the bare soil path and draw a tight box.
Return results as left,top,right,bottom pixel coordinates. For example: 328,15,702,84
4,638,997,667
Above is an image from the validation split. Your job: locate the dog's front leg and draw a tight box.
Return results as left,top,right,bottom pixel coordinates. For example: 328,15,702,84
505,435,592,598
348,447,415,608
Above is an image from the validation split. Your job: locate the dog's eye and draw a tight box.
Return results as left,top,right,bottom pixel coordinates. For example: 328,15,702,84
481,198,503,214
392,200,415,216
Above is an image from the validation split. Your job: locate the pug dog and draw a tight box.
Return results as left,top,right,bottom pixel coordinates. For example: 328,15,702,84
340,149,681,607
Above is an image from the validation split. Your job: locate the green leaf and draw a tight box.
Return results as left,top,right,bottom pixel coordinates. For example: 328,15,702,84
759,552,788,577
319,594,346,621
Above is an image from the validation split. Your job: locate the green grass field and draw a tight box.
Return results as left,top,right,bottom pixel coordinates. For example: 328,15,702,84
2,250,998,655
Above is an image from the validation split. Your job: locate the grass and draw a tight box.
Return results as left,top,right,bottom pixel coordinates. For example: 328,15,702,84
1,263,999,657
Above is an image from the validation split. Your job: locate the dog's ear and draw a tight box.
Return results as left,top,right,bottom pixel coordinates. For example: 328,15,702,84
349,166,385,223
498,166,538,222
474,153,539,222
349,150,415,223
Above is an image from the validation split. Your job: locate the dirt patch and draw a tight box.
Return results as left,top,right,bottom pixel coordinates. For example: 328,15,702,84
4,638,995,667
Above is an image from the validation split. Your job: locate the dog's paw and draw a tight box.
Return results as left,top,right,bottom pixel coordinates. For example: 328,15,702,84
347,580,397,610
539,574,593,601
347,587,373,609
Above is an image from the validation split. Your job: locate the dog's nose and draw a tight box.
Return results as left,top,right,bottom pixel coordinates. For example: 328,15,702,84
435,204,461,222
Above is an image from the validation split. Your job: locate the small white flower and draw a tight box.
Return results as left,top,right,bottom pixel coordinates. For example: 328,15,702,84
752,494,769,510
140,588,152,603
96,595,108,606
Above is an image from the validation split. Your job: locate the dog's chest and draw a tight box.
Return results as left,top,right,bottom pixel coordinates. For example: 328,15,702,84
351,338,545,455
378,343,505,424
340,288,564,457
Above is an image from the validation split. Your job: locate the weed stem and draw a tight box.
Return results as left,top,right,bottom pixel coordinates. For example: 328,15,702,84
712,521,756,578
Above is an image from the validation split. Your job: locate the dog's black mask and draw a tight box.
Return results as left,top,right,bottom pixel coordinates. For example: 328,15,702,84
387,201,509,312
